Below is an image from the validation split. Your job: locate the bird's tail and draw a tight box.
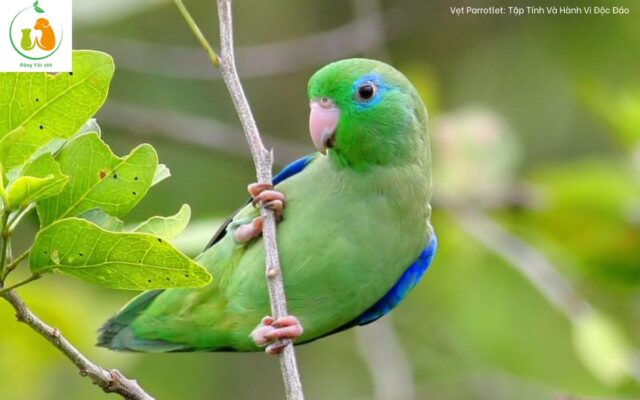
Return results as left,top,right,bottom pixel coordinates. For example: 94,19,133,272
97,290,186,352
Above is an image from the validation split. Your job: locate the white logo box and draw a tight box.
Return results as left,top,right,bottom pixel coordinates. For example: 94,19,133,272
0,0,72,72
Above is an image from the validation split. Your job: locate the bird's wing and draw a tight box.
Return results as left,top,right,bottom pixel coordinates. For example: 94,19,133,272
356,234,437,325
97,153,318,351
313,233,437,340
203,153,317,250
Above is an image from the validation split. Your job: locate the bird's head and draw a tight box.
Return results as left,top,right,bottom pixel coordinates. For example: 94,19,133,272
308,59,428,171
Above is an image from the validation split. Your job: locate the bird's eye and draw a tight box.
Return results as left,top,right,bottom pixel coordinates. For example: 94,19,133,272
356,83,376,101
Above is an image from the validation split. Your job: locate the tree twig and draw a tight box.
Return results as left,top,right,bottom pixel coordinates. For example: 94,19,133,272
452,206,640,384
1,290,155,400
0,274,40,296
7,203,35,233
98,100,309,163
2,246,30,280
450,207,590,321
175,0,304,398
216,1,304,397
355,318,416,400
0,211,10,279
174,0,220,67
80,9,395,81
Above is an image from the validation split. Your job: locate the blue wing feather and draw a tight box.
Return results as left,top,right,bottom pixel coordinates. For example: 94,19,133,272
273,154,315,185
356,234,437,325
307,234,437,342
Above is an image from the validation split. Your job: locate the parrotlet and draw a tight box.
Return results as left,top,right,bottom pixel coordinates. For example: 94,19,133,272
98,58,437,354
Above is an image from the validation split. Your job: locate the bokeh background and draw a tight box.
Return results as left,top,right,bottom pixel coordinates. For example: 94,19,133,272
1,0,639,399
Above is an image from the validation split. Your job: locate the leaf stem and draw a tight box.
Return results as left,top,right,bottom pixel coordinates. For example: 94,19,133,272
174,0,220,67
0,274,40,296
3,247,31,280
7,203,35,233
0,211,10,281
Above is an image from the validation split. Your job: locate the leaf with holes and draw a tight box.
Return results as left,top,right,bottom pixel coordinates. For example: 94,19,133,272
36,132,157,227
30,218,212,290
6,154,68,211
134,204,191,240
0,50,114,170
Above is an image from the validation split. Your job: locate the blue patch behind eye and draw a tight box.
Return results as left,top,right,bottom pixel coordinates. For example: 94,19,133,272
353,73,390,109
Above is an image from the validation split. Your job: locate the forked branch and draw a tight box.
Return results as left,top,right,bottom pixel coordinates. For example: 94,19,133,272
1,290,155,400
174,0,304,398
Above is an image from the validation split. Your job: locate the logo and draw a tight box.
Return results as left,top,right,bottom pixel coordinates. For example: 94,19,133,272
10,1,62,60
0,0,71,72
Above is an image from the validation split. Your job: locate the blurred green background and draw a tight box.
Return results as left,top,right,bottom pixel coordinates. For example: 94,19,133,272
2,0,639,399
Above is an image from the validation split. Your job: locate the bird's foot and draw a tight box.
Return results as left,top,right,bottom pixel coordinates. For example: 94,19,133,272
248,183,285,219
251,315,303,355
233,183,285,244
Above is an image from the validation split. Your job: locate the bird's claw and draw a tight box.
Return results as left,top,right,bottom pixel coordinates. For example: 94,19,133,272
233,216,264,243
248,182,273,198
233,183,285,244
250,185,285,217
251,315,303,355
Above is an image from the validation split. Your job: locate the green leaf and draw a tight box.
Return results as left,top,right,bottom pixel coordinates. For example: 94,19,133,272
0,51,114,170
134,204,190,240
7,176,54,211
77,208,124,231
76,118,101,137
3,137,65,186
6,154,67,210
5,120,100,184
30,218,212,290
36,133,157,227
152,163,171,186
34,6,44,13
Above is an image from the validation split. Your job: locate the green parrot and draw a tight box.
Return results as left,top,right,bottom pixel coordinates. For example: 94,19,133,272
98,58,436,353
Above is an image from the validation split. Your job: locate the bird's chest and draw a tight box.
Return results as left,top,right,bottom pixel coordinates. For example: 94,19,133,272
278,160,429,283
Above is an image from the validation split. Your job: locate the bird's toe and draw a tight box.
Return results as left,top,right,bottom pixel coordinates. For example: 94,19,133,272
250,315,303,355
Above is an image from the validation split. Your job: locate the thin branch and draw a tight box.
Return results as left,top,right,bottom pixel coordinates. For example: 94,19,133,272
0,274,40,296
3,247,30,280
452,207,640,384
174,0,220,67
98,100,309,163
451,207,591,321
174,0,304,398
0,211,10,279
355,318,416,400
1,290,155,400
79,8,395,81
7,203,35,233
215,1,304,398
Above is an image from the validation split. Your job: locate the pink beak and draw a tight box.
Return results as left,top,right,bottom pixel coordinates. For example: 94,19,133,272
309,99,340,155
